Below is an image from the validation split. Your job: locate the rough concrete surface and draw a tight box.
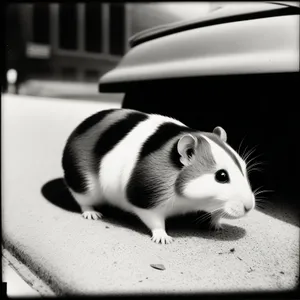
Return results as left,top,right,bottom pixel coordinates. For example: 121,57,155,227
2,94,299,296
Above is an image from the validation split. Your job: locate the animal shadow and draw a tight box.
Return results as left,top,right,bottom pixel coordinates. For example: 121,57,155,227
41,178,246,241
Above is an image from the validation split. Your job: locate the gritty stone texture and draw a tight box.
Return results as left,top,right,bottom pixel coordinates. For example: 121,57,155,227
2,248,54,296
2,94,299,295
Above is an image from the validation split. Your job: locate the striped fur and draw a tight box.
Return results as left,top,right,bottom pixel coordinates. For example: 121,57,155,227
62,109,190,208
62,109,114,193
93,111,148,174
127,122,198,208
62,108,255,241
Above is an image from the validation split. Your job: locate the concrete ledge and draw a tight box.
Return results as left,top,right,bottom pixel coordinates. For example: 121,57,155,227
2,248,54,297
2,94,299,295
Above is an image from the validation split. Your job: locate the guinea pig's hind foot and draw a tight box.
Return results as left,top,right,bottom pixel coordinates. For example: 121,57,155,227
151,229,174,244
81,206,102,220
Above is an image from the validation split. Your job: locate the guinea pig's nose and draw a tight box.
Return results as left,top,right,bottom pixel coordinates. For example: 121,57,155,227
244,194,255,213
244,205,252,213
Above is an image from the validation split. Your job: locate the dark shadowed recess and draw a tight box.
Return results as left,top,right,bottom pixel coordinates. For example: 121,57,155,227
41,178,246,241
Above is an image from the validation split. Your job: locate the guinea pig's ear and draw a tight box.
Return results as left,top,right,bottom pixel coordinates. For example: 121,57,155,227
177,134,198,166
213,126,227,142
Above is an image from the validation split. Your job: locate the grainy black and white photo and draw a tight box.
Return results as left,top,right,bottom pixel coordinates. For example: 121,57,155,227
2,1,299,297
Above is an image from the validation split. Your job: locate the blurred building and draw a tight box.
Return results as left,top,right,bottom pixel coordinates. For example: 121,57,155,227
4,3,214,84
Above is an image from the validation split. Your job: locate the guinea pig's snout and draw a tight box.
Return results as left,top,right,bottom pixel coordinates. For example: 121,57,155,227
223,193,255,219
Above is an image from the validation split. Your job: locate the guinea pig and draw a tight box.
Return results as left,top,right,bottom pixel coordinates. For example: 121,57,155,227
62,108,255,244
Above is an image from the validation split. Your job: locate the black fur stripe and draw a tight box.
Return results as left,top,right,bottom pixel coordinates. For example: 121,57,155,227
127,122,196,209
126,167,167,209
93,111,148,173
139,122,192,160
203,133,244,175
71,109,116,138
62,143,88,194
61,109,116,194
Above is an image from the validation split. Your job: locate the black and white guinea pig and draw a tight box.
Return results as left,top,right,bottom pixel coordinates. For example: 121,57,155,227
62,108,255,244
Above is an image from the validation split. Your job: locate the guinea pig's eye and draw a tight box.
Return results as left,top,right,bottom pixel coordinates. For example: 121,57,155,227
215,169,230,183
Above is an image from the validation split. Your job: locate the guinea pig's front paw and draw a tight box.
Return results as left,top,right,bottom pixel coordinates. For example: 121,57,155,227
151,229,174,244
210,221,224,232
82,211,102,220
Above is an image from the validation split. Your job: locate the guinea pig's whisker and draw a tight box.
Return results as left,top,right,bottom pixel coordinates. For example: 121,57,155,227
247,161,267,170
253,186,264,195
256,202,269,210
195,211,214,224
194,213,211,225
245,153,264,167
238,135,247,155
194,208,223,225
253,186,274,196
254,189,274,197
248,167,264,174
247,166,266,175
243,146,258,162
247,162,266,173
255,202,267,210
255,197,274,210
241,145,250,160
247,165,265,173
255,198,270,204
242,148,253,162
242,143,260,161
255,196,269,201
220,211,227,220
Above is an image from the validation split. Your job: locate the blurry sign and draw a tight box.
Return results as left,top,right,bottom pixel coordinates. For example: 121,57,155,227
26,43,51,59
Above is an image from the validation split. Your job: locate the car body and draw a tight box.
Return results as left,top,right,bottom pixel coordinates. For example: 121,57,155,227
98,2,299,196
99,1,299,91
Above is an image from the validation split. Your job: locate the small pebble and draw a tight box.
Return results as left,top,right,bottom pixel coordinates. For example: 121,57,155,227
280,271,284,274
105,226,109,229
230,248,235,253
150,264,165,271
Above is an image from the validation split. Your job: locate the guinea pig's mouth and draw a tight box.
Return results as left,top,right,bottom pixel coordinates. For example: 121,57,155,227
222,201,246,219
222,213,243,220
